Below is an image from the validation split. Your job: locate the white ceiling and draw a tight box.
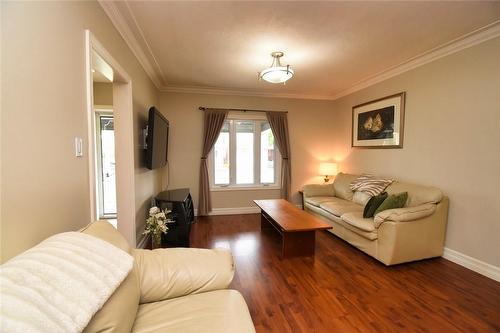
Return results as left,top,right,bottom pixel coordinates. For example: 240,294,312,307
102,1,500,99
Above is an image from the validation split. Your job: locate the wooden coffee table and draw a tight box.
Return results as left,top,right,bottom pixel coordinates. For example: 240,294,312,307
254,199,331,258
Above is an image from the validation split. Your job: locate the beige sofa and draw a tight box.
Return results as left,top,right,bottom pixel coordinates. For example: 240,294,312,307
81,221,255,333
303,173,449,265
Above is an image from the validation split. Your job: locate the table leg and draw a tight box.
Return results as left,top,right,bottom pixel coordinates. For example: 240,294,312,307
282,231,316,258
260,210,273,230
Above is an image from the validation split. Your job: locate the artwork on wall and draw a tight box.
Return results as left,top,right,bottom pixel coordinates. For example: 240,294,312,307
352,92,406,148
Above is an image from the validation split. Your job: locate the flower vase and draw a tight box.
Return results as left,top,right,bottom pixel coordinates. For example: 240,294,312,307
152,233,162,249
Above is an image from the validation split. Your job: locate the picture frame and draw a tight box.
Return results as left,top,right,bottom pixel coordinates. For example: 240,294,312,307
352,92,406,148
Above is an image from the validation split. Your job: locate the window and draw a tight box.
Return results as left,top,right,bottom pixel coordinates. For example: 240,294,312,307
211,117,280,189
95,112,117,218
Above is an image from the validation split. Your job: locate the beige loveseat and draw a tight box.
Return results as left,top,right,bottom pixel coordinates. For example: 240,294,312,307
303,173,449,265
82,221,255,333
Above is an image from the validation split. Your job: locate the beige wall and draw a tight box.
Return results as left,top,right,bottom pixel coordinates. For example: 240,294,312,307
159,92,336,209
329,37,500,267
93,82,113,106
1,1,160,262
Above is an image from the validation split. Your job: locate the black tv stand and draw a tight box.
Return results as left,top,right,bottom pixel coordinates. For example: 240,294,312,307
155,188,194,247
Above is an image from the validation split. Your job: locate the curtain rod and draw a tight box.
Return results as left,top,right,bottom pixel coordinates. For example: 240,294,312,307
198,107,288,114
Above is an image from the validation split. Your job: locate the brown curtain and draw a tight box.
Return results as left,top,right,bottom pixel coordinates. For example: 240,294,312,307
198,109,228,216
266,111,291,200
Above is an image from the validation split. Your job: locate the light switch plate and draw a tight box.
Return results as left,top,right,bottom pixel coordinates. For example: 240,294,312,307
75,137,83,157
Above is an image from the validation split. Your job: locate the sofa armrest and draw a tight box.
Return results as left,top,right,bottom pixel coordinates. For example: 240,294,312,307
374,204,436,228
133,247,235,304
302,183,335,198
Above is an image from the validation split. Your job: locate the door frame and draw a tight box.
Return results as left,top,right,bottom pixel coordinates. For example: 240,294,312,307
85,30,136,246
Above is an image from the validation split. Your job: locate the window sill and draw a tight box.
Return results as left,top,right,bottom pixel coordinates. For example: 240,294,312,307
210,185,281,192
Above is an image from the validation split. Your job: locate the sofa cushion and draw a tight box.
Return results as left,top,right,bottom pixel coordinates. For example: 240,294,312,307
302,183,335,198
83,268,140,333
319,198,363,217
305,196,336,207
82,221,140,333
80,220,131,254
133,248,234,304
386,182,442,207
339,212,378,240
341,212,376,232
131,289,255,333
333,173,358,201
373,203,437,228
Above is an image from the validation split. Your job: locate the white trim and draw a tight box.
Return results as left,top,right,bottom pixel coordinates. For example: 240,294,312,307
208,118,281,189
85,32,97,224
85,30,137,247
98,0,166,89
99,10,500,101
443,247,500,282
194,204,302,216
94,104,113,110
195,207,261,216
161,85,336,101
210,185,281,192
330,20,500,100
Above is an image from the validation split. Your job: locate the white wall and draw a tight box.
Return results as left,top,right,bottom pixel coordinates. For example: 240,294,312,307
329,36,500,267
1,1,160,261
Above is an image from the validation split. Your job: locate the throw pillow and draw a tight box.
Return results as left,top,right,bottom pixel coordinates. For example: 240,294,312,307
363,192,388,218
353,191,371,206
374,192,409,216
350,175,393,196
349,174,373,191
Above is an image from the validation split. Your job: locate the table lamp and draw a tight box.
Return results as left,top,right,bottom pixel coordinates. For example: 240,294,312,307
319,162,338,183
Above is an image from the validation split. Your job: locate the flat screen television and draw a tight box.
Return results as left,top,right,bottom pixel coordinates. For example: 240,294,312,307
146,106,169,170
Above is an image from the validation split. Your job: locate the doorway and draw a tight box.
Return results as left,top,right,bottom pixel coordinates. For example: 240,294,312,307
85,30,136,246
92,55,116,222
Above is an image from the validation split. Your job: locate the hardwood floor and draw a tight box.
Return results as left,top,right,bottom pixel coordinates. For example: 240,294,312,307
191,214,500,333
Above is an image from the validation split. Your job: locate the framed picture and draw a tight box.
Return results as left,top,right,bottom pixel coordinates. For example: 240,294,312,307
352,92,406,148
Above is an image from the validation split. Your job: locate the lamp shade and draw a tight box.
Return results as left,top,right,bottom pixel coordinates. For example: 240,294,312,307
319,162,338,176
259,51,294,84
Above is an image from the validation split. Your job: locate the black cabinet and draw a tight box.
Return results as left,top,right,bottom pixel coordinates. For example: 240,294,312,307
154,188,194,247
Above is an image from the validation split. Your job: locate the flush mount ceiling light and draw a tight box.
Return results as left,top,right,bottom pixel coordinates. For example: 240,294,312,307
259,51,294,84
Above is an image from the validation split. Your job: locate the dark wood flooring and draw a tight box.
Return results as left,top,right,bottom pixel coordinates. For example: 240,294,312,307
191,214,500,333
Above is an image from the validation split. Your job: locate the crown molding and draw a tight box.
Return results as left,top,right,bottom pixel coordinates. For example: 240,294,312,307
161,85,336,101
98,0,166,89
330,20,500,100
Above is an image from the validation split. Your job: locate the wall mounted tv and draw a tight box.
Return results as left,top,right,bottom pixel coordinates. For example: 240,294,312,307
146,106,169,170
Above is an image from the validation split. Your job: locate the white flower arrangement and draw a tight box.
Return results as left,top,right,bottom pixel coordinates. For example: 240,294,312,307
143,206,174,247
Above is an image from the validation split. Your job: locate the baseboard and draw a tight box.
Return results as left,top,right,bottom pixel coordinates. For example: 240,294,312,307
194,206,261,216
195,204,304,217
443,247,500,282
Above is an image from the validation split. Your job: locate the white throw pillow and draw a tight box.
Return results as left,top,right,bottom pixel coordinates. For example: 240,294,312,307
352,191,371,206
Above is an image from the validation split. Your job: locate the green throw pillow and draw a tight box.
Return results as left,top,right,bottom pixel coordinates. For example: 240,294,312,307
363,192,388,218
374,192,408,216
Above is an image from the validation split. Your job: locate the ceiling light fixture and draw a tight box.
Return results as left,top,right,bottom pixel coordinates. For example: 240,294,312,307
259,51,294,84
